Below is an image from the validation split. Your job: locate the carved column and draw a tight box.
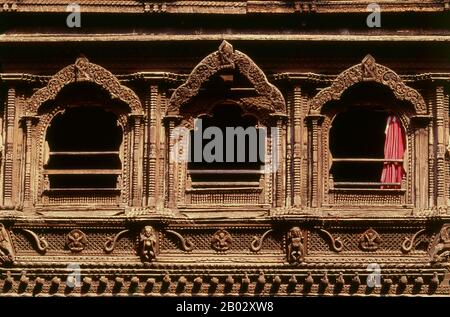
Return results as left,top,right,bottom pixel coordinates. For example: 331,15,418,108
412,115,432,212
142,88,150,207
158,90,168,209
22,115,37,208
306,114,324,208
285,89,292,207
445,91,450,209
164,116,181,208
272,114,287,208
130,114,144,207
265,124,273,206
292,85,303,207
428,133,435,210
147,85,158,207
435,86,447,212
2,87,16,207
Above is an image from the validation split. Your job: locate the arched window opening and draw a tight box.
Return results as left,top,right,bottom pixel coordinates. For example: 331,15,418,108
330,107,406,189
44,107,122,190
188,104,265,189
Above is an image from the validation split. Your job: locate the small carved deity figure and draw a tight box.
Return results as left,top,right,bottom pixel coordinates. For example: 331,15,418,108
431,225,450,262
218,41,234,66
287,227,304,264
211,229,232,252
66,229,87,253
0,224,14,265
359,228,381,251
361,55,377,79
140,226,157,262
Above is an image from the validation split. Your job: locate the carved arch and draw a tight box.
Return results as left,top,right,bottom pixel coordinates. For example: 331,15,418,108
26,56,143,116
309,55,427,115
167,41,286,115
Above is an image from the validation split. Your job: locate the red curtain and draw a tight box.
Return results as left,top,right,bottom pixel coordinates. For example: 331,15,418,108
380,116,405,189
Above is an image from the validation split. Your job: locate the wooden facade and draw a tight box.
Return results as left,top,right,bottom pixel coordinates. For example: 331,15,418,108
0,0,450,296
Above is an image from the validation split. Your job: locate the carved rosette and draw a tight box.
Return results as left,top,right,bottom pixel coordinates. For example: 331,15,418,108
358,228,381,251
211,229,232,252
66,229,87,253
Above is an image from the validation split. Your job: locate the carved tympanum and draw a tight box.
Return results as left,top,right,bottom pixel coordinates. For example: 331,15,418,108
309,55,426,115
26,56,143,116
167,41,286,116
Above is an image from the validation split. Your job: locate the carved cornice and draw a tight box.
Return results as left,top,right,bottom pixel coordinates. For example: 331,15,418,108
167,40,286,115
26,56,144,116
0,270,446,297
309,55,427,115
0,1,447,14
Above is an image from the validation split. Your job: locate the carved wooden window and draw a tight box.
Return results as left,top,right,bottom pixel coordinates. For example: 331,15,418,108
313,82,414,207
24,57,144,210
187,104,264,191
43,107,122,196
166,41,286,209
33,84,132,208
329,107,405,189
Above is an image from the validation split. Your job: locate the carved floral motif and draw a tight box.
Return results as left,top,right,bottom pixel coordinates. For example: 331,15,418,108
66,229,87,253
358,228,381,251
211,229,232,252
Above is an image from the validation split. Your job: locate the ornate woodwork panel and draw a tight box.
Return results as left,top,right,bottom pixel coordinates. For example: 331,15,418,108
0,4,449,296
306,56,427,212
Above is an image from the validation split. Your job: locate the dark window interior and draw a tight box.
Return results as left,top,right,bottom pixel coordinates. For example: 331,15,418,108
330,108,390,183
46,107,122,152
45,107,122,189
188,104,264,186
